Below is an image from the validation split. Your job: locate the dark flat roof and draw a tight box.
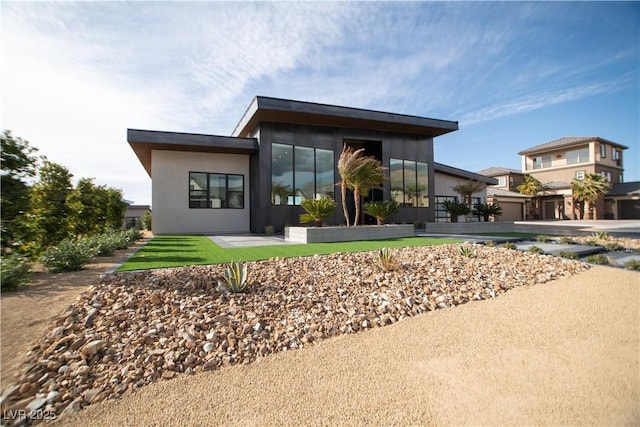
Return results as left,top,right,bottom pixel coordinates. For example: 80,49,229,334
128,129,257,176
434,162,498,185
232,96,459,138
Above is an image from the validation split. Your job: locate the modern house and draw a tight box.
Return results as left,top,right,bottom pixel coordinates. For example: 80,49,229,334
123,202,150,230
129,96,501,234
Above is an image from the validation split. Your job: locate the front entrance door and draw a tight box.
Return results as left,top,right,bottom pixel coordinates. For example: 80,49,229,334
544,200,564,220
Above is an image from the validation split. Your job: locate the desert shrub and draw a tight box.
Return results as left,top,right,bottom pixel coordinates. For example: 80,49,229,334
363,200,400,225
264,225,274,235
483,240,496,247
624,259,640,271
40,238,98,272
559,236,575,244
535,235,551,243
502,241,517,250
299,197,337,227
592,231,609,240
1,254,32,290
558,251,578,260
585,254,609,265
413,220,425,230
584,239,598,246
125,228,143,243
218,261,251,293
528,246,544,254
604,242,623,252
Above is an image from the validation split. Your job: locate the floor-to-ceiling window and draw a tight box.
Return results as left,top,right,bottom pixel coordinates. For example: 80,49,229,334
272,143,334,205
390,158,429,207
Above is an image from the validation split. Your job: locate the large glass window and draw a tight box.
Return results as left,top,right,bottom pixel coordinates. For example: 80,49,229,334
391,158,429,207
189,172,244,209
533,155,552,169
567,148,589,165
435,196,457,221
271,143,334,205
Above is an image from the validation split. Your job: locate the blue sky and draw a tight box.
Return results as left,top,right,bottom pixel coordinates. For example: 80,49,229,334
2,1,638,206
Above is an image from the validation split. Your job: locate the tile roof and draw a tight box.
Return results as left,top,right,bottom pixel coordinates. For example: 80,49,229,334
518,136,628,155
487,187,530,199
607,181,640,196
477,166,523,176
542,181,572,190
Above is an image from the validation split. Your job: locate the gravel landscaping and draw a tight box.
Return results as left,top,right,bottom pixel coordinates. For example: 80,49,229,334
1,244,590,423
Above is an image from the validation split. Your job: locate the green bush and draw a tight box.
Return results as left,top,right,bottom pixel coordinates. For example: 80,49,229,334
559,236,575,244
40,238,98,272
624,259,640,271
1,254,32,290
502,241,517,250
363,200,400,225
585,254,609,265
535,235,551,243
558,251,578,260
604,242,623,252
528,246,544,254
299,197,337,227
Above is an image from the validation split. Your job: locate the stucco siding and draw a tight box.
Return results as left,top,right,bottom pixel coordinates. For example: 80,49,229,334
434,172,487,200
152,150,250,234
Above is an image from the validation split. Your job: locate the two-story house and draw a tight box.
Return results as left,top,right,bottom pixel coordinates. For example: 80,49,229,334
517,136,628,220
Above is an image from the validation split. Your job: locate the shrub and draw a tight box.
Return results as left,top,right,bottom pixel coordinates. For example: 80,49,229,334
40,238,97,272
264,225,274,235
604,242,623,252
299,197,337,227
558,251,578,260
502,241,517,250
483,240,496,247
585,254,609,265
442,200,470,223
584,239,598,246
559,236,575,244
126,228,144,243
363,200,400,225
1,254,32,290
624,259,640,271
535,235,551,243
473,202,503,222
142,209,152,231
375,247,396,271
528,246,544,254
413,220,425,230
218,261,251,293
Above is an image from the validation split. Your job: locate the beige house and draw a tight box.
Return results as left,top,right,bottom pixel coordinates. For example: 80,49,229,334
476,167,528,221
518,136,628,220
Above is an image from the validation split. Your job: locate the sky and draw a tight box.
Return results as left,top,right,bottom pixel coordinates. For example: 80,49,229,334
2,1,638,207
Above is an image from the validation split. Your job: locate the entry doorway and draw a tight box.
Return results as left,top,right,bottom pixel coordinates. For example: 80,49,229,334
543,200,564,220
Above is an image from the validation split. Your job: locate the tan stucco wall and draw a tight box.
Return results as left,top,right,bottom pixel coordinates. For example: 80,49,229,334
434,172,487,201
151,150,250,234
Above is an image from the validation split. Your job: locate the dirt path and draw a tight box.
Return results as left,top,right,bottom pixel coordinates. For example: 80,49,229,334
55,266,639,426
0,234,151,387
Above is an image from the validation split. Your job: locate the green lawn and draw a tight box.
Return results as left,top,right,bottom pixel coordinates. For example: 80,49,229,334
118,235,461,271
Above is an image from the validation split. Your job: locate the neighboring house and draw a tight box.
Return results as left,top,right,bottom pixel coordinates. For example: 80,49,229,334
477,167,528,221
604,181,640,220
128,96,465,234
433,163,497,222
123,203,150,230
517,136,628,220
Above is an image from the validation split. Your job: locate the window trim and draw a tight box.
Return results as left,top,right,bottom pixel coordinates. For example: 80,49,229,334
188,171,244,209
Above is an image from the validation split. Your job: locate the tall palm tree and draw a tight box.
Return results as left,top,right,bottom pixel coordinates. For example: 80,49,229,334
517,175,542,220
571,173,610,220
348,159,386,226
337,145,366,226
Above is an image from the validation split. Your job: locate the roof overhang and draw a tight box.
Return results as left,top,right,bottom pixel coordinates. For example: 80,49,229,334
434,162,498,185
232,96,459,138
128,129,257,176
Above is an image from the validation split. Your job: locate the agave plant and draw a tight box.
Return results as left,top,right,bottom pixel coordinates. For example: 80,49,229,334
374,247,396,271
218,261,251,293
363,200,400,225
458,245,475,258
299,197,337,227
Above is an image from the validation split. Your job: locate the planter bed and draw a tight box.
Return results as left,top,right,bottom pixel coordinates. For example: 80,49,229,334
285,224,415,243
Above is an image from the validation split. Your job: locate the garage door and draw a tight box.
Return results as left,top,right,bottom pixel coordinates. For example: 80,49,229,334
619,200,640,219
497,201,523,221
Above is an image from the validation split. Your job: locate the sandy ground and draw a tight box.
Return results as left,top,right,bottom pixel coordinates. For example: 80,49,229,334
50,266,640,426
0,234,152,387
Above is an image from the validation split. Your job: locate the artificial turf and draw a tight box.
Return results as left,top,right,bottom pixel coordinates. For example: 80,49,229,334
117,234,461,271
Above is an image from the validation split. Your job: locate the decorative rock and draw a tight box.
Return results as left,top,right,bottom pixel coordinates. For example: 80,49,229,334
80,340,104,357
83,387,104,403
26,397,47,411
203,343,215,353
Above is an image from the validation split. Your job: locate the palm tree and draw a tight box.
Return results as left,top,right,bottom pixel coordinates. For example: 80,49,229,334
348,159,386,226
363,200,399,225
299,197,337,227
517,175,542,220
452,180,485,221
473,202,503,222
571,173,610,220
442,200,470,223
337,145,366,226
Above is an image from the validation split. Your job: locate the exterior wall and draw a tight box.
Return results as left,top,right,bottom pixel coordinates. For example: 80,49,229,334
152,150,250,234
252,122,435,233
434,172,487,222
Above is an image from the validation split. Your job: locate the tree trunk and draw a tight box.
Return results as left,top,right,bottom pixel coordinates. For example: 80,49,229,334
584,200,592,220
450,214,458,223
340,182,350,226
377,218,384,225
353,188,361,226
